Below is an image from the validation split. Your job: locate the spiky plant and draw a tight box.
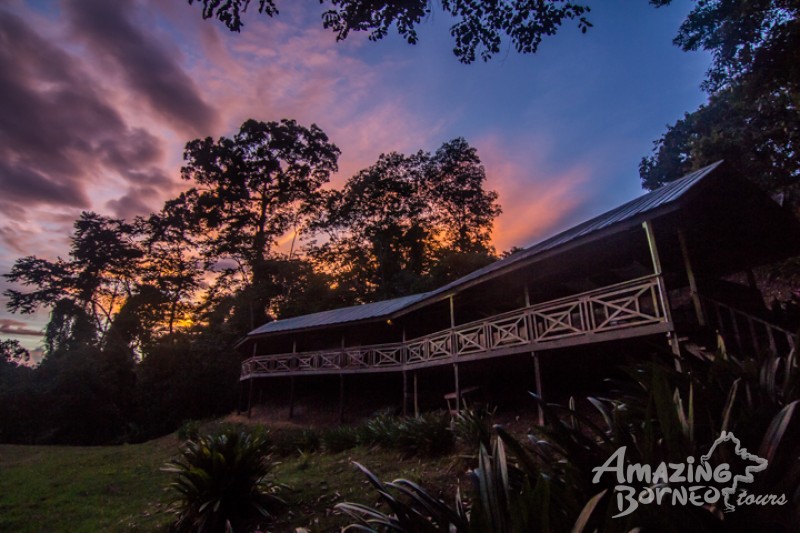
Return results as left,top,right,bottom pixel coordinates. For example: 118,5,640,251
164,427,283,532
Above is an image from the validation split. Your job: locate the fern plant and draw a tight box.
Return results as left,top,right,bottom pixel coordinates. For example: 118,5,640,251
164,427,284,532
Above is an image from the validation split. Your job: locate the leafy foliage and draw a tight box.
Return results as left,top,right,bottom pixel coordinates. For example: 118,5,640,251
182,118,340,330
452,403,495,450
338,342,800,532
642,1,800,205
188,0,593,63
0,338,29,365
164,426,284,532
310,138,499,301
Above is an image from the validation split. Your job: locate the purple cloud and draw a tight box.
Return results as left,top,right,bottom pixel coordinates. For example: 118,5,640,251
64,0,219,136
0,9,172,216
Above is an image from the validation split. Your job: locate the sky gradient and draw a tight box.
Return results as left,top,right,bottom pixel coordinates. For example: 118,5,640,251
0,0,710,351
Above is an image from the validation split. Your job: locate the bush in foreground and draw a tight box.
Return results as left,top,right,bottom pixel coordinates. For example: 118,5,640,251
164,427,283,532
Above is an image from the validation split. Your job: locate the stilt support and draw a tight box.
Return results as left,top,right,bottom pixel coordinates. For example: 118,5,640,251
338,374,345,424
288,376,295,420
533,353,544,425
247,377,254,419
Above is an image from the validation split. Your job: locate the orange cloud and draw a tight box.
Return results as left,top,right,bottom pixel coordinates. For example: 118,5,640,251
475,133,591,252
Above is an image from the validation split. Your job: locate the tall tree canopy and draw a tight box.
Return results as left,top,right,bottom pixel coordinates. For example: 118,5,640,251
641,0,799,201
181,118,341,328
188,0,592,63
310,138,500,300
4,212,142,354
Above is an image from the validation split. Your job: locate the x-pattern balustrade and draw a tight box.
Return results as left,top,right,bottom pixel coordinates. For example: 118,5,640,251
241,274,669,379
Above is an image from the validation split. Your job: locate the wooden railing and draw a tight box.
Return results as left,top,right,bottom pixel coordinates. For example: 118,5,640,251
241,274,671,379
701,296,797,362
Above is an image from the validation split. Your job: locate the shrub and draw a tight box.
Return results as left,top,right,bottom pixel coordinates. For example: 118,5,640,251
177,420,201,442
357,410,453,457
395,411,454,456
321,425,359,453
452,404,495,450
358,411,401,448
337,344,800,532
268,427,320,457
164,427,283,532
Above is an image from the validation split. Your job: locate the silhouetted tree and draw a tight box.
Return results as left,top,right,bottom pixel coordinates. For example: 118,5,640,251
4,212,142,355
182,118,341,330
137,198,204,335
0,338,29,365
188,0,592,63
310,138,499,300
641,1,800,203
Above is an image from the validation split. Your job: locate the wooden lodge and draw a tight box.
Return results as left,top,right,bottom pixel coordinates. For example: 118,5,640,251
236,162,800,418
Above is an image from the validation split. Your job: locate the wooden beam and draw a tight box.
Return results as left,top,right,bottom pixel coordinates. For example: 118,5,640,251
247,375,254,419
339,335,346,423
454,363,461,414
678,228,705,326
413,372,419,418
247,339,257,418
643,220,681,362
338,374,345,424
289,340,297,419
402,370,408,416
533,352,544,425
237,380,244,415
288,376,295,420
449,295,459,413
402,328,408,416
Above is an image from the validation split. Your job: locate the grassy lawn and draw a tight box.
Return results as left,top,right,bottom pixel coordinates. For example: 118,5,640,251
0,436,177,532
0,434,465,532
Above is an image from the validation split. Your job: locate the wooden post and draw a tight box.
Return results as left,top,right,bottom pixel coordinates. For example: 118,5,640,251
339,335,346,423
288,376,295,420
677,228,705,326
288,340,297,419
454,363,461,413
449,295,460,414
247,376,254,418
402,327,408,416
247,341,258,418
643,220,681,364
413,372,419,418
338,374,345,424
533,352,544,425
402,370,408,416
237,380,244,415
524,283,531,307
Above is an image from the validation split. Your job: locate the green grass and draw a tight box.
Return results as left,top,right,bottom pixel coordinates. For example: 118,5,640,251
0,435,463,532
0,436,177,532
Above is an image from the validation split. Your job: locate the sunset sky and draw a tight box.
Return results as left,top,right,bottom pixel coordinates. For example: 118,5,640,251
0,0,710,351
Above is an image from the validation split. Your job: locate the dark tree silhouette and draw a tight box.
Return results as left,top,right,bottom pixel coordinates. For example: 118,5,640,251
310,138,499,300
0,339,29,365
187,0,592,63
182,118,340,329
4,212,142,355
641,1,800,202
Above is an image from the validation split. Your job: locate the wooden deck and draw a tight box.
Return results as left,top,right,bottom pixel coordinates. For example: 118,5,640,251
240,274,673,380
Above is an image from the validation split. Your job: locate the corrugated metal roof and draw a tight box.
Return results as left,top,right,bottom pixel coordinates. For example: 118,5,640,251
248,291,432,336
245,161,721,338
415,161,723,302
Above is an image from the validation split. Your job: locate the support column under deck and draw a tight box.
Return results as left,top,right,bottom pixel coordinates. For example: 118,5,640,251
678,228,705,326
643,220,681,363
289,340,297,419
533,352,544,425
